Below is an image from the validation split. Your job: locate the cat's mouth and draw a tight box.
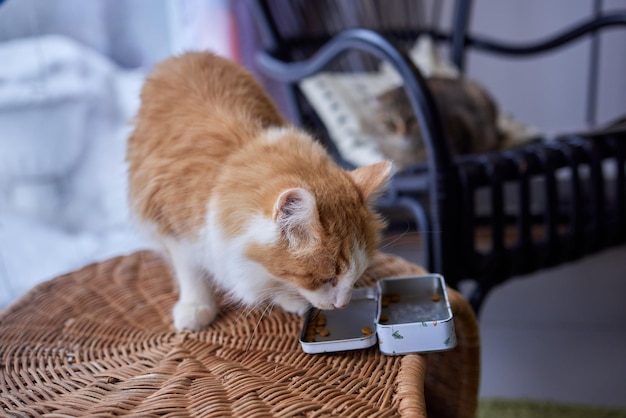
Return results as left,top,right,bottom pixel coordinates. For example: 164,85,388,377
313,303,335,310
298,287,353,311
312,302,347,310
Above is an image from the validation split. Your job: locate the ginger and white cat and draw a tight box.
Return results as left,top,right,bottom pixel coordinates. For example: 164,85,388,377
127,52,392,331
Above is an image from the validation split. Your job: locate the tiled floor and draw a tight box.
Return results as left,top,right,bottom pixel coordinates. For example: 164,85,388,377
382,230,626,410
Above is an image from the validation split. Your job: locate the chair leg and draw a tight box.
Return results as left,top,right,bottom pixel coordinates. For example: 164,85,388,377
468,281,491,315
378,196,433,270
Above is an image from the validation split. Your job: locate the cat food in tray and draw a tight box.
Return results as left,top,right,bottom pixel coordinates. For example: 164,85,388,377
299,288,378,354
299,274,457,355
376,275,457,355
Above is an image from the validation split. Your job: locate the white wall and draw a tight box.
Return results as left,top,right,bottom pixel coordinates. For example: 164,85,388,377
464,0,626,135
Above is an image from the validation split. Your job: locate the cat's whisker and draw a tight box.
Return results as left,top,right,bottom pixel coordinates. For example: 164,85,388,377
231,293,272,325
244,301,274,355
378,225,412,250
232,304,251,325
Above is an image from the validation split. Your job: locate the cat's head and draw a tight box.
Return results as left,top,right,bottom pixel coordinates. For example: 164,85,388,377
247,160,393,310
371,87,425,166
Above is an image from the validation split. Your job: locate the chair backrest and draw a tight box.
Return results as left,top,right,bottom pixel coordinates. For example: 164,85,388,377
248,0,471,71
246,0,626,132
243,0,470,171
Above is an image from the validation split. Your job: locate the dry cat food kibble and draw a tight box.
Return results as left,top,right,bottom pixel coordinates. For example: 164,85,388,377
379,314,389,323
302,311,331,340
302,311,325,342
306,311,330,338
304,327,316,342
431,294,441,302
361,326,373,336
382,294,400,308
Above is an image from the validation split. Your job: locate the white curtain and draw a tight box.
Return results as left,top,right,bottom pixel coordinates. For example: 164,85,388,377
0,0,235,309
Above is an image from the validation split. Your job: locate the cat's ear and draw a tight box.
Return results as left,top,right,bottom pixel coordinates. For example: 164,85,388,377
273,188,319,248
349,161,394,204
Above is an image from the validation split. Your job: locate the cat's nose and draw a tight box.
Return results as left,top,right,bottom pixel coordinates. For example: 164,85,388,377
333,292,352,309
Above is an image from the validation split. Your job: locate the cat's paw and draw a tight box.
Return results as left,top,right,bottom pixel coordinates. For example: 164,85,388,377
274,295,310,316
173,301,218,331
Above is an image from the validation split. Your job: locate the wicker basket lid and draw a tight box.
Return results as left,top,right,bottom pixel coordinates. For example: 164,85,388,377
0,251,432,417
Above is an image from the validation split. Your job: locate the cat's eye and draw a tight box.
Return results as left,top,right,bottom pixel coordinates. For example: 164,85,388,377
406,119,418,131
384,119,399,132
324,277,338,287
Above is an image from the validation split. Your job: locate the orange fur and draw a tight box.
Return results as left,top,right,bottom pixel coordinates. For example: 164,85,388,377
127,52,392,330
127,52,284,238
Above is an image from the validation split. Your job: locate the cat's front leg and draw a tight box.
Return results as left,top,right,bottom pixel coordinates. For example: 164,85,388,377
273,292,310,316
173,294,217,331
166,241,218,331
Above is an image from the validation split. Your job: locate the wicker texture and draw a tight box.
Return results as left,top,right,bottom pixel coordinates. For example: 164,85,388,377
0,251,479,418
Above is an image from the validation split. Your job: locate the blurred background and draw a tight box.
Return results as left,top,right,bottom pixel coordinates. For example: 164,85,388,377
0,0,624,412
0,0,237,310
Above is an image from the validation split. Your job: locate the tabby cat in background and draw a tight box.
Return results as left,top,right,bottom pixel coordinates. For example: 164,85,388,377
372,77,503,169
127,52,391,331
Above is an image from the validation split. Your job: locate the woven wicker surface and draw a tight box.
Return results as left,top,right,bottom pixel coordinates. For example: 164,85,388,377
0,251,479,418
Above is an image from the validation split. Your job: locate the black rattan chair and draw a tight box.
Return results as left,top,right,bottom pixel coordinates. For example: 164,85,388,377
239,0,626,312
